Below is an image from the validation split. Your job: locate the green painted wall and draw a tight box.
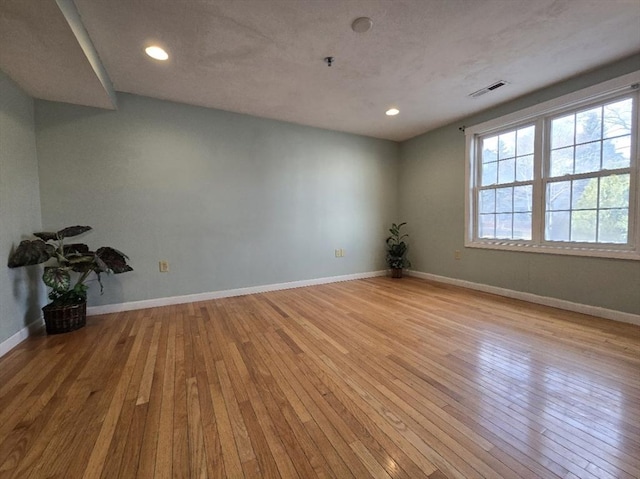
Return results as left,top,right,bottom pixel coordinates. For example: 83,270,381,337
35,94,399,307
399,55,640,315
0,71,45,344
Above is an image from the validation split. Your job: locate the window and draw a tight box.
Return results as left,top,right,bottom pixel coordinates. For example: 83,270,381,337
466,73,640,260
478,125,535,241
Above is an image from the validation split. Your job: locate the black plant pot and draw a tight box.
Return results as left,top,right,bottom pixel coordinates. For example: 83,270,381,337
42,301,87,334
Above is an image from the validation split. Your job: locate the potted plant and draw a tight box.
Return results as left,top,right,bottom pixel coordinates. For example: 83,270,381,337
386,222,411,278
7,225,132,334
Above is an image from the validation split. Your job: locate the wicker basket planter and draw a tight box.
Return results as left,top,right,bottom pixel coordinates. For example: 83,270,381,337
42,301,87,334
391,268,403,278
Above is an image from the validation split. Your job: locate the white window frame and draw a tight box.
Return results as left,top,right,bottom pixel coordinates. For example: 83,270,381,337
465,71,640,260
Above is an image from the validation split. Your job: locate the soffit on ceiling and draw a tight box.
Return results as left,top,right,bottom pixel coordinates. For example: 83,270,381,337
0,0,114,109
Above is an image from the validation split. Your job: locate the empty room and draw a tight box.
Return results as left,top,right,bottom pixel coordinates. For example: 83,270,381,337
1,1,639,478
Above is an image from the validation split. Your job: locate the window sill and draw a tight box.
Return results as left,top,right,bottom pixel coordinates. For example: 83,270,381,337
465,240,640,261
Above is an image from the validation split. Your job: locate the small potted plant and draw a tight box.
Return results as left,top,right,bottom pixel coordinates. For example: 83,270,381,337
386,222,411,278
7,225,132,334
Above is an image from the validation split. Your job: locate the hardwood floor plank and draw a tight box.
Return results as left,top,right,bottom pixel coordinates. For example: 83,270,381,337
197,319,244,478
117,320,157,479
77,314,146,478
238,340,308,478
137,317,169,478
262,330,372,479
215,359,256,465
191,331,224,479
154,319,176,479
0,335,98,472
4,321,118,478
349,440,393,479
1,276,638,478
171,313,190,479
185,376,208,479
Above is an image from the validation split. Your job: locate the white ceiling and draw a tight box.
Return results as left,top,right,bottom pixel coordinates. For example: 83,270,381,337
1,0,639,141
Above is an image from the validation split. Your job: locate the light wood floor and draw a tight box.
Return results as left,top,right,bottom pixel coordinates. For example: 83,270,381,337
0,277,639,479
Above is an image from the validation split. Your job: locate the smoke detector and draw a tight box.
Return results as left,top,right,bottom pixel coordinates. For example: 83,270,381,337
352,17,373,33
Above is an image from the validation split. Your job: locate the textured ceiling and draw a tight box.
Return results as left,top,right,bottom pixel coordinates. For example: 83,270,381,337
1,0,639,141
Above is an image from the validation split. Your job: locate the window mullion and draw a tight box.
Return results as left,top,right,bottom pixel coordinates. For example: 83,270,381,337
473,137,482,241
532,118,545,243
631,89,640,248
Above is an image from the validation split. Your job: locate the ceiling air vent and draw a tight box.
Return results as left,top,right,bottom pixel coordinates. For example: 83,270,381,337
469,80,509,98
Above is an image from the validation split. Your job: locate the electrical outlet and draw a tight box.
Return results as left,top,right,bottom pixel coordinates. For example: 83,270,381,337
159,260,169,272
454,250,462,260
335,249,341,257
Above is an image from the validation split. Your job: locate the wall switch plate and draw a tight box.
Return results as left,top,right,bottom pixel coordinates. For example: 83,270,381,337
454,250,462,260
159,260,169,272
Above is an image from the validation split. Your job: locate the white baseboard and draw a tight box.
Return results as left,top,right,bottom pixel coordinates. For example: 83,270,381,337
407,270,640,326
87,270,388,316
0,318,44,358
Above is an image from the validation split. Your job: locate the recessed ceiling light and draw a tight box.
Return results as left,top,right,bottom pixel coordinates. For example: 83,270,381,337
386,108,400,116
145,46,169,61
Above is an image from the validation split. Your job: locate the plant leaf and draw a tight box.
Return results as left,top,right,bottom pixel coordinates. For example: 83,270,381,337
8,240,55,267
65,252,96,273
67,254,95,265
63,243,91,256
57,225,92,239
43,267,71,292
96,247,133,274
33,232,58,242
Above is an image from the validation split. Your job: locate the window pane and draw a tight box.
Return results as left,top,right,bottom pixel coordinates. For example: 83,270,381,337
602,136,630,170
498,131,516,159
576,106,602,144
551,114,574,149
600,174,629,208
513,185,532,212
599,209,628,243
496,187,513,213
513,213,532,240
482,161,497,186
603,98,632,139
479,189,495,214
498,158,515,184
547,181,570,211
483,136,498,163
574,142,601,174
550,146,573,177
572,178,597,210
517,126,535,155
571,210,597,242
496,213,512,238
546,211,570,241
479,214,495,238
516,154,534,181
